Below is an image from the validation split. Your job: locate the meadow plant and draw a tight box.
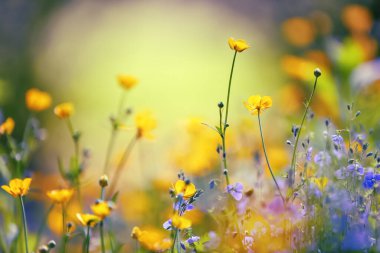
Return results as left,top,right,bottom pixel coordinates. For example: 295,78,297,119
0,35,379,253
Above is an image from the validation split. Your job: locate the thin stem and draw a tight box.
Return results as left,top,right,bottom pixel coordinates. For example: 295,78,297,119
103,128,117,174
19,196,29,253
107,133,138,198
100,186,106,253
224,50,237,131
85,226,90,253
257,114,285,205
289,75,319,188
100,221,106,253
171,229,178,253
219,51,237,186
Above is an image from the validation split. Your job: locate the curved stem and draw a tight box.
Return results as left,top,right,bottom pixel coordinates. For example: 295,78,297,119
289,76,319,188
257,114,285,205
19,196,29,253
220,51,237,186
107,133,138,198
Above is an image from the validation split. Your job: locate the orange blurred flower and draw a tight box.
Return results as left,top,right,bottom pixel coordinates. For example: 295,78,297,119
25,88,52,112
54,102,74,119
135,111,157,139
0,117,15,135
2,178,32,198
118,75,138,90
131,226,172,252
282,17,315,47
46,189,74,204
341,4,372,34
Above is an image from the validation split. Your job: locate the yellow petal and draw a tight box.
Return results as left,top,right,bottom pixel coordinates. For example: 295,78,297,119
21,178,32,196
172,214,192,230
260,96,273,109
228,37,236,50
234,39,250,52
54,102,74,119
1,185,15,197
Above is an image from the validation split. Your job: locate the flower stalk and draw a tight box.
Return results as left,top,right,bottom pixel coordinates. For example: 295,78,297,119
19,196,29,253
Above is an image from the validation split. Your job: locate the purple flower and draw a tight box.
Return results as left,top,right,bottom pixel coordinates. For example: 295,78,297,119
186,236,200,244
347,163,364,175
226,182,243,201
163,219,172,230
314,152,331,167
306,147,313,162
332,134,344,146
363,172,380,189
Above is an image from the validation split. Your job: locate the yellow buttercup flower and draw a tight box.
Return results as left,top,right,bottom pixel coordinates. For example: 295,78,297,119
311,177,328,191
118,75,138,90
135,111,157,139
0,117,15,135
76,213,100,227
171,214,192,230
25,88,52,111
46,189,74,204
131,226,142,239
91,201,113,220
54,102,74,119
243,95,272,115
2,178,32,198
174,180,196,199
132,226,172,252
228,37,250,52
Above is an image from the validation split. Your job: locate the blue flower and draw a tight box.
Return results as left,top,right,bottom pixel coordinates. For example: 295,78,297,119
362,172,380,189
226,182,243,201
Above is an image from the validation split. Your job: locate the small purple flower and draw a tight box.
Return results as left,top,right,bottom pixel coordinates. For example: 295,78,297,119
347,163,364,175
163,219,172,230
314,152,331,167
332,134,344,146
226,182,243,201
363,172,380,189
306,147,313,162
186,236,200,244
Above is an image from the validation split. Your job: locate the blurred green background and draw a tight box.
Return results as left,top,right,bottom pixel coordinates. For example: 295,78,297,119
1,0,380,183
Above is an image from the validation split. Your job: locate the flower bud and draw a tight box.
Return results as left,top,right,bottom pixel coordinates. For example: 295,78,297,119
314,68,322,77
47,240,56,249
99,175,109,187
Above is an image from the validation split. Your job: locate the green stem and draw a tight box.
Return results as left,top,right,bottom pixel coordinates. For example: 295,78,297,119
224,50,237,130
220,51,237,186
100,187,106,253
103,128,117,174
257,114,285,205
100,221,106,253
19,196,29,253
85,226,90,253
289,75,319,189
107,133,138,198
34,203,54,252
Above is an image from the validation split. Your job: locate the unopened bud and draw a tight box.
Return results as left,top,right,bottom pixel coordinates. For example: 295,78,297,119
99,175,109,187
38,245,49,253
314,68,321,77
47,240,56,249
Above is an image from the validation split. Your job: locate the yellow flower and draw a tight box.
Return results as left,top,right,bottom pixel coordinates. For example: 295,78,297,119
76,213,100,227
25,88,52,111
135,111,157,139
131,226,142,239
118,75,138,90
228,37,250,52
46,189,74,204
174,180,196,199
54,102,74,119
0,117,15,135
311,177,328,191
91,201,113,220
243,95,272,115
2,178,32,198
132,226,172,252
171,214,192,230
